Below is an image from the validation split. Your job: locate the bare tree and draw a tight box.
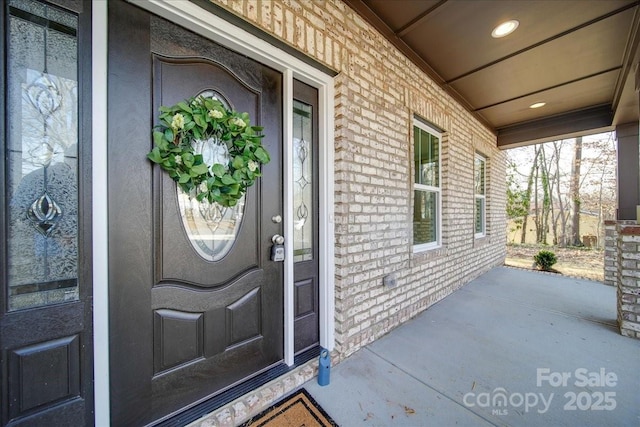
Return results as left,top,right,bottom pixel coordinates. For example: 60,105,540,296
580,134,617,247
540,145,554,244
570,137,583,246
533,145,541,243
507,133,615,247
552,140,569,246
506,160,529,243
521,146,540,244
540,145,559,244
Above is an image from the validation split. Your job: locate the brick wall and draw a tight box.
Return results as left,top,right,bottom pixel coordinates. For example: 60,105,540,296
604,221,640,339
191,0,507,424
604,220,637,286
213,0,506,359
615,223,640,339
604,221,618,286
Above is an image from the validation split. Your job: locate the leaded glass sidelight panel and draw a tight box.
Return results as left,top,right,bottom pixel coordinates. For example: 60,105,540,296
293,101,314,262
6,0,79,310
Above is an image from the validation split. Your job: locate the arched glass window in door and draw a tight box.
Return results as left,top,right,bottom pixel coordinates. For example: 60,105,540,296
176,90,245,261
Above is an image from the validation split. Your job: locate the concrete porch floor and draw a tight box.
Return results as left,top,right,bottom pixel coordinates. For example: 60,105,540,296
305,267,640,426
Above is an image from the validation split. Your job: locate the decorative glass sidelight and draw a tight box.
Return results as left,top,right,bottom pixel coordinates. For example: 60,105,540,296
6,0,79,310
293,101,314,262
177,90,244,261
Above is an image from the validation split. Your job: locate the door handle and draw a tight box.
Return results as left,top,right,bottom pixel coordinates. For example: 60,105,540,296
272,234,285,245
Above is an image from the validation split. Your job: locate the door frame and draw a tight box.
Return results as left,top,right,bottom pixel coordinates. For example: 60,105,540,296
92,0,335,424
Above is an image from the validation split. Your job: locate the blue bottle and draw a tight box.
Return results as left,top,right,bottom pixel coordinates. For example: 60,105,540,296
318,348,330,386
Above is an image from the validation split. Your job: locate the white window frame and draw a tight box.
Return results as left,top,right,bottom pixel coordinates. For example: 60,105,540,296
474,154,486,238
413,119,442,252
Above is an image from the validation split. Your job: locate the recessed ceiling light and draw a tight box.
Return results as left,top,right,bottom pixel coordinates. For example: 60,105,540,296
529,102,546,109
491,20,519,38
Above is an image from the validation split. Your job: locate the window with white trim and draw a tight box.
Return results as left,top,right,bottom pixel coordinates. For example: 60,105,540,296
474,154,486,237
413,119,441,251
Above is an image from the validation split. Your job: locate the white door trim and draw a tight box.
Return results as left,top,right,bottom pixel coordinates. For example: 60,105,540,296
282,69,295,364
92,0,109,425
94,1,335,424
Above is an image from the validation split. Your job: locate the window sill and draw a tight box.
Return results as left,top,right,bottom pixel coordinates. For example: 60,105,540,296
413,242,441,253
473,235,492,248
411,245,446,261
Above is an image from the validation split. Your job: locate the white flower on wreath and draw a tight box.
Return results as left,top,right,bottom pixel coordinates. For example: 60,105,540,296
174,155,182,165
208,109,224,119
248,160,258,172
232,117,246,128
199,182,208,193
171,113,185,131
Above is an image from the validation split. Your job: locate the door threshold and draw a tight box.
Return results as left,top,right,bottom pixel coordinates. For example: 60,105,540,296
155,346,321,427
294,345,321,365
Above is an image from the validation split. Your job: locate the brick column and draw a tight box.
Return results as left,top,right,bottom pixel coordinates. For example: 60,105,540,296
604,221,618,287
617,223,640,339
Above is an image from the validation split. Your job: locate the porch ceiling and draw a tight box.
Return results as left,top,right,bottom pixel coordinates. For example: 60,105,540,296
343,0,640,148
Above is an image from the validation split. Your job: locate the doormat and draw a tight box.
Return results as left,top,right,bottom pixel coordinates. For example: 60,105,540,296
240,388,338,427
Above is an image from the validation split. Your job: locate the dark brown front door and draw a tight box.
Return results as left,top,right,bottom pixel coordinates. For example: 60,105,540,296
107,1,283,425
1,1,93,426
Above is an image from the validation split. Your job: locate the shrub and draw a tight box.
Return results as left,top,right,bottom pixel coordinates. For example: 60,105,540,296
533,250,558,271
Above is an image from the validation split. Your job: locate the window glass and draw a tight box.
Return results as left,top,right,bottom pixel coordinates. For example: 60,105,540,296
414,129,439,187
475,197,485,234
474,155,486,237
176,90,244,262
413,189,438,245
6,0,79,310
475,156,485,195
293,100,314,262
413,121,441,250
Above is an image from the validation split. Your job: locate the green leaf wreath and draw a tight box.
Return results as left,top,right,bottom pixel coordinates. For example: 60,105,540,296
147,95,270,208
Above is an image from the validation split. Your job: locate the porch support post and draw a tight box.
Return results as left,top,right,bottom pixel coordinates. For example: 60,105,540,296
615,121,640,220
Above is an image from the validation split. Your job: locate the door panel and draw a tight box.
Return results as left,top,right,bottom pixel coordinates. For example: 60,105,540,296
8,335,80,419
108,1,283,425
154,56,261,286
1,0,93,425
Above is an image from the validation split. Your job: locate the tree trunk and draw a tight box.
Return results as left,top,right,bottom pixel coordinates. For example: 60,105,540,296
595,142,613,248
539,145,552,245
541,145,558,245
570,137,583,246
533,146,542,243
553,141,568,246
520,147,540,244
